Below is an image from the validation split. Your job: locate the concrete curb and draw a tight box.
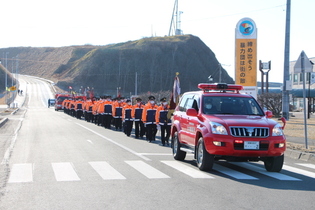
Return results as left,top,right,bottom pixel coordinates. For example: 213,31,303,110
285,149,315,164
11,108,20,115
0,117,8,127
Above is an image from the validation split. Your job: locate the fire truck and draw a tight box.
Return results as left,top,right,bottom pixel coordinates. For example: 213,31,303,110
54,93,70,111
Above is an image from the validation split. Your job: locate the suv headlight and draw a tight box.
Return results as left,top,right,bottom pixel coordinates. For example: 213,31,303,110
210,122,228,135
272,123,284,136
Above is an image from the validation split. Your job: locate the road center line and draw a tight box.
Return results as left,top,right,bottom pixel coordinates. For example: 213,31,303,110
76,123,151,161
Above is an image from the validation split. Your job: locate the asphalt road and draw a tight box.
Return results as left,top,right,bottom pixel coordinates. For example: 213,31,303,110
0,75,315,210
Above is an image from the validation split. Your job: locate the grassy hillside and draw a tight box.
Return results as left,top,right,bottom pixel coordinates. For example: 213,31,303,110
0,64,17,93
0,35,234,97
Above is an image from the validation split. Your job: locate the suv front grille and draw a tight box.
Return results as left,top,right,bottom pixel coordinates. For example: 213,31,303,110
230,127,269,138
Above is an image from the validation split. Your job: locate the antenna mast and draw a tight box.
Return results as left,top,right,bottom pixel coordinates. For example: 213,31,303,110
168,0,183,36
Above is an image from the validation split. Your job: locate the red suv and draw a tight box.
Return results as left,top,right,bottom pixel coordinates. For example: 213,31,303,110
171,83,286,172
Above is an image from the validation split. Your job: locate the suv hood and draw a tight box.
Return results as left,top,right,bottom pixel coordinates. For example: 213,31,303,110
212,115,277,128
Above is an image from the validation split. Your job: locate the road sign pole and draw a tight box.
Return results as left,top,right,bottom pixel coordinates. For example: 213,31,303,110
282,0,291,121
301,53,308,149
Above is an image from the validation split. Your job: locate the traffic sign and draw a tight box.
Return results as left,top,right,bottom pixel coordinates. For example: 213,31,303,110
294,51,313,73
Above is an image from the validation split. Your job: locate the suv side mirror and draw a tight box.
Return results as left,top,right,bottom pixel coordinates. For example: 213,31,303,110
186,108,198,116
265,110,273,118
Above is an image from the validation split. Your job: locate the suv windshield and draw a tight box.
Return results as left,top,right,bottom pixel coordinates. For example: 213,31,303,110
202,96,264,116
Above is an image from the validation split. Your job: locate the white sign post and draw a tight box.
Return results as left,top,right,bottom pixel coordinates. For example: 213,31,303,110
293,51,313,149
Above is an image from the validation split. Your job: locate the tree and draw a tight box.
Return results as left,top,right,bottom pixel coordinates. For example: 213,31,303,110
257,93,282,118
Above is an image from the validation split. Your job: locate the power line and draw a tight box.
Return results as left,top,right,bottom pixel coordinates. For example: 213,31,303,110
185,4,286,22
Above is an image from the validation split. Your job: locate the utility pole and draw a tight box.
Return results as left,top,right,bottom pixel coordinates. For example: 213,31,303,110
11,57,15,87
135,72,138,96
16,55,19,86
282,0,291,120
5,52,9,106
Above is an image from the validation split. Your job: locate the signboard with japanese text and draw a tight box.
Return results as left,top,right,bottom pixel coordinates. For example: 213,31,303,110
235,18,257,88
235,39,257,86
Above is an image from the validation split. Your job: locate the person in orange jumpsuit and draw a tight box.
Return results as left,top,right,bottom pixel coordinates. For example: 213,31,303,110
132,97,145,139
83,97,94,122
103,96,113,129
92,97,101,124
112,97,124,130
156,97,172,146
96,96,106,126
70,98,76,117
122,99,133,137
75,98,84,119
142,95,158,142
62,99,70,114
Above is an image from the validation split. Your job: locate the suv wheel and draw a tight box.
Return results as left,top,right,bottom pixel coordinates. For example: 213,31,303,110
172,132,186,160
263,155,284,172
196,138,214,171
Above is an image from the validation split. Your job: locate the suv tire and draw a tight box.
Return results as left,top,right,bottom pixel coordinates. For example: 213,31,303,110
263,154,284,172
196,137,214,171
172,132,186,160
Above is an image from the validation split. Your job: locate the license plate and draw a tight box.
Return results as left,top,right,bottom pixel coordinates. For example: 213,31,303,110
244,141,259,150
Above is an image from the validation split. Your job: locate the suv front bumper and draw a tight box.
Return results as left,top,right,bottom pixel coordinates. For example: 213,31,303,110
204,134,286,157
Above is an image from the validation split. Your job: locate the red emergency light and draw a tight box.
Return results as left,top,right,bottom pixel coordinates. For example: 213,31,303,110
198,83,243,92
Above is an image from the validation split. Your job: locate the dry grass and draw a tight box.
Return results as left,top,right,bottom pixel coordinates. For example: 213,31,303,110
278,112,315,152
283,116,315,139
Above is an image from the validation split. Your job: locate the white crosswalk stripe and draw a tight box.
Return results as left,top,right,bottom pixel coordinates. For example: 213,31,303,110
8,163,33,183
89,161,126,180
7,161,315,183
231,162,302,181
213,163,259,180
283,165,315,179
125,160,170,179
296,163,315,170
161,161,214,178
51,162,80,181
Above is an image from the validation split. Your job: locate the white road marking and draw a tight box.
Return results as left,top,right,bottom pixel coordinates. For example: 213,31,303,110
8,163,33,183
213,164,259,180
76,123,151,161
89,161,126,180
283,165,315,179
138,153,173,156
231,162,301,181
161,161,214,178
139,153,194,156
87,140,94,144
125,160,170,179
296,163,315,170
52,162,80,181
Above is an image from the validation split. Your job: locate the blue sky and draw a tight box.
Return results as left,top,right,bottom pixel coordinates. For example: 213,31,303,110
1,0,314,83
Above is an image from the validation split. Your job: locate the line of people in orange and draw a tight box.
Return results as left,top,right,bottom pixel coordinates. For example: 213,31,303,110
61,95,172,146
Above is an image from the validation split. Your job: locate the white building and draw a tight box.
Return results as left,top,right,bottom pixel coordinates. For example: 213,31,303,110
289,57,315,111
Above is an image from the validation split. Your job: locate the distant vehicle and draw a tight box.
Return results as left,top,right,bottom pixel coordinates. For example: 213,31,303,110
171,83,287,172
48,99,56,108
54,94,69,111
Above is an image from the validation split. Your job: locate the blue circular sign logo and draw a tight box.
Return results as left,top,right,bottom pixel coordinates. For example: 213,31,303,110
239,20,255,36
